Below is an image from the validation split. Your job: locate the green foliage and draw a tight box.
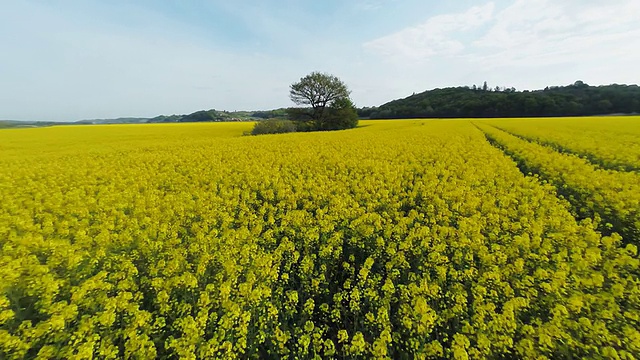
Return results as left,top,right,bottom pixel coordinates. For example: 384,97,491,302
322,98,359,130
0,121,60,129
147,109,251,123
180,110,224,122
285,107,314,125
250,119,298,135
287,98,359,132
289,72,357,131
290,72,350,108
251,108,289,119
369,82,640,119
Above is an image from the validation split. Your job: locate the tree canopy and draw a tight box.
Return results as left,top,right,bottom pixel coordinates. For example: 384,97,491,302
363,81,640,119
288,72,358,131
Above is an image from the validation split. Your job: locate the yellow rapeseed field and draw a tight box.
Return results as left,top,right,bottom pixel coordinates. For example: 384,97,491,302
485,116,640,172
1,119,639,359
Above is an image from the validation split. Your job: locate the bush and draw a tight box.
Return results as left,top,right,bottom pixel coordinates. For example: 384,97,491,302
250,119,298,135
322,97,359,130
286,99,359,132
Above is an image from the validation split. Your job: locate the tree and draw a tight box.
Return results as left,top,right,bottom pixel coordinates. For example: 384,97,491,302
323,97,359,130
289,72,358,130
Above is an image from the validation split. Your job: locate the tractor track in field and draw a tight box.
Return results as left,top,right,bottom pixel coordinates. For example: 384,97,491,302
490,125,640,174
473,121,639,244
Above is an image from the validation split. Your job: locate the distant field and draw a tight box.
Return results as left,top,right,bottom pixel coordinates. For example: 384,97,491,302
1,118,639,359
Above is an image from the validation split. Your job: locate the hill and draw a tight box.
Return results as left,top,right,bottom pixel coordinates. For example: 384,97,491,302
75,117,149,125
363,81,640,119
0,120,64,128
70,110,257,125
143,109,254,123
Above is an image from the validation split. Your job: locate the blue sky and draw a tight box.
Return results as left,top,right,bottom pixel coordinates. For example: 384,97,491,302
2,0,639,121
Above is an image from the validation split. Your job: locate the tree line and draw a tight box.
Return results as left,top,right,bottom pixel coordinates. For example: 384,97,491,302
361,81,640,119
147,110,249,123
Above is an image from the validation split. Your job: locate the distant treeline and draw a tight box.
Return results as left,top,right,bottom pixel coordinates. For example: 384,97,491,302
360,81,640,119
0,120,62,129
74,110,254,125
148,109,251,123
250,109,289,119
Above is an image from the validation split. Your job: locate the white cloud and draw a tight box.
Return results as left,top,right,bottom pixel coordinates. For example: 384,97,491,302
363,3,495,61
365,0,640,67
471,0,640,68
359,0,640,94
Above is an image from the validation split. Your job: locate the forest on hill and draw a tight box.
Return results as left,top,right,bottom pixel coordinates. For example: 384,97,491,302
360,81,640,119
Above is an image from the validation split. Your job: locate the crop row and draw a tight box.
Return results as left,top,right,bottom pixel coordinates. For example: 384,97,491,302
486,117,640,172
477,122,640,246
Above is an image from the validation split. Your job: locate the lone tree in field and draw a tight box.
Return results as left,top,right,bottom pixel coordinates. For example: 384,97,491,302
288,72,358,131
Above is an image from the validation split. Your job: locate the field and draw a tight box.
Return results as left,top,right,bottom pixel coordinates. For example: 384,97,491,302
1,118,639,359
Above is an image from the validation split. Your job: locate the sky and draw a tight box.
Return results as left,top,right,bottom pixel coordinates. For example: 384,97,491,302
2,0,640,121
